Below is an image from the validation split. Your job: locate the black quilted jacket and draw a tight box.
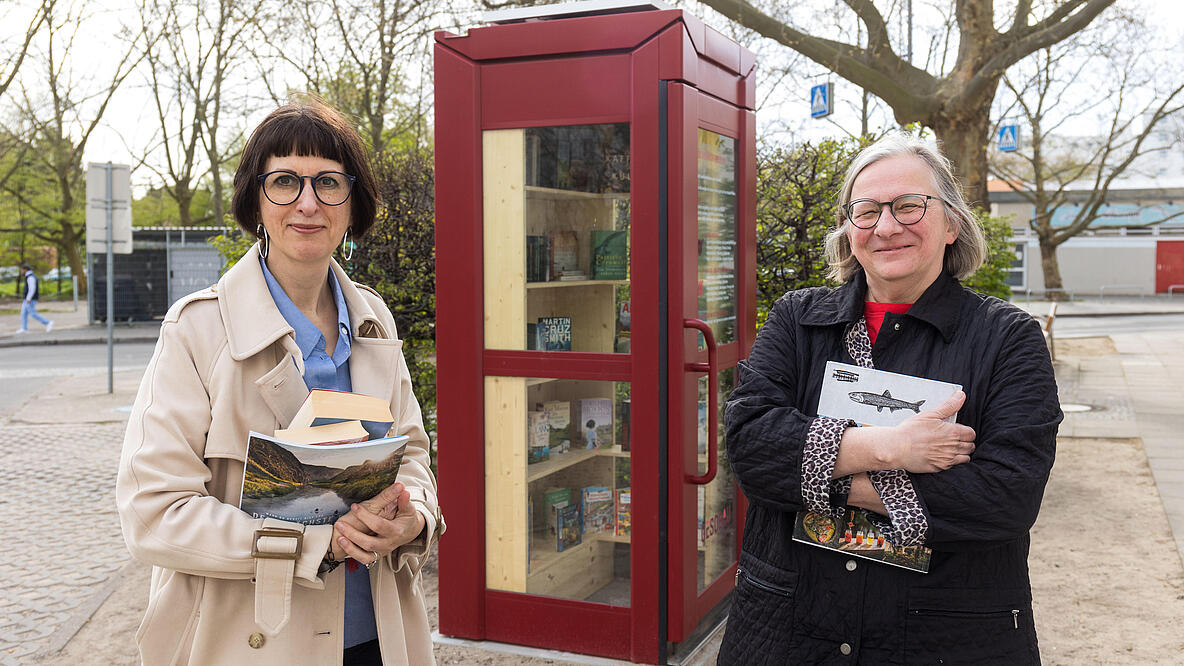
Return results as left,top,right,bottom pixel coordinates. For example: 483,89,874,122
718,271,1061,665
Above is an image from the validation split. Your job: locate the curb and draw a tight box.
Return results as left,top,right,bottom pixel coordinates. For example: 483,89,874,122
0,335,160,349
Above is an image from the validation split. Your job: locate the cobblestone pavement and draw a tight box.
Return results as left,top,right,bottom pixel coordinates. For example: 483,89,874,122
0,423,129,665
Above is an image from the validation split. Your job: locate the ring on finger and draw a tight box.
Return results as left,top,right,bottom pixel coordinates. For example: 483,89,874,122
364,550,380,569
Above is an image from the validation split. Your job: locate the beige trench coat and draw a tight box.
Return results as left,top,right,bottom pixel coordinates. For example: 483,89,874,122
116,244,443,665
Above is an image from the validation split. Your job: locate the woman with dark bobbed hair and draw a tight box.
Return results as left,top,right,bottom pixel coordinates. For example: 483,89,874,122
117,97,442,666
719,132,1060,664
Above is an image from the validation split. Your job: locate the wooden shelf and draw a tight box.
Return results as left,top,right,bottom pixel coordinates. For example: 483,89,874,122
526,279,627,289
526,448,600,482
525,185,629,200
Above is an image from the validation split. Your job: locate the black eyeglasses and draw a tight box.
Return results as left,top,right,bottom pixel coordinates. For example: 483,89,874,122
842,193,946,229
257,170,357,206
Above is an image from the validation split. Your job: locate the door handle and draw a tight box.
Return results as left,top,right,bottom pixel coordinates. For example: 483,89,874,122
683,318,717,485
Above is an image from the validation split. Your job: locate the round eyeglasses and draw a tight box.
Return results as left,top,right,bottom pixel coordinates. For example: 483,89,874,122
257,170,357,206
842,193,946,229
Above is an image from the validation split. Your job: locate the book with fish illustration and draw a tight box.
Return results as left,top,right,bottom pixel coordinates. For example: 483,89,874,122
815,361,961,428
793,362,962,573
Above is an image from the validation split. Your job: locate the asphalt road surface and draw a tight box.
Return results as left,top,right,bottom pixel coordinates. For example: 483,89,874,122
0,342,156,416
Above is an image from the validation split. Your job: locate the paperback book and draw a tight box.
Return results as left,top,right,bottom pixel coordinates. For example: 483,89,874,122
615,488,631,537
527,410,550,464
581,486,614,534
590,229,627,280
288,389,394,441
239,431,408,526
541,487,570,536
578,398,612,449
555,503,583,552
537,316,572,351
542,401,571,453
791,361,962,574
548,230,579,280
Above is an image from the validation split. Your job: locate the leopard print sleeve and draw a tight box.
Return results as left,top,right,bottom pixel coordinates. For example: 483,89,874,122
867,469,929,545
801,416,854,513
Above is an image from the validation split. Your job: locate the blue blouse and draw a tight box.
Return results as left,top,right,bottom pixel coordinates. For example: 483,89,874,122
260,257,377,649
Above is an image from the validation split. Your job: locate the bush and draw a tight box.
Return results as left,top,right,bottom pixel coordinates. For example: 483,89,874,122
962,212,1016,301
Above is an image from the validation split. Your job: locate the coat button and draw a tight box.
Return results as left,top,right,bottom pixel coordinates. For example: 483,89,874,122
840,642,852,655
248,632,265,649
893,322,901,331
845,559,857,571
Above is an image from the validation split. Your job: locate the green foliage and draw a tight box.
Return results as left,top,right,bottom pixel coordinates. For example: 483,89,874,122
962,213,1016,301
754,136,873,328
345,147,437,462
208,227,255,275
133,187,222,227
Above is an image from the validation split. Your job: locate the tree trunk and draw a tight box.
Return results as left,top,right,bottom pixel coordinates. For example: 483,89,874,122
930,111,992,212
1039,238,1067,300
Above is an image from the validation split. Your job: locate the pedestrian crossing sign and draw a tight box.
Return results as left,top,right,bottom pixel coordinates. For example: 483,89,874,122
998,124,1019,152
810,83,833,119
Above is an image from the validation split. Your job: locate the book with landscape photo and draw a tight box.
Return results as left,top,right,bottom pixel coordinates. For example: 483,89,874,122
792,362,962,573
527,410,550,464
541,487,571,537
288,389,395,440
581,486,614,534
542,401,571,453
239,431,408,526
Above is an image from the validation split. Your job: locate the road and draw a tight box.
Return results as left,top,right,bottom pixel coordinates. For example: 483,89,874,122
0,342,156,416
1054,313,1184,339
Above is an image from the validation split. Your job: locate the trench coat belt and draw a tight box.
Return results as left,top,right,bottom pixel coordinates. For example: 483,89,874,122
251,518,307,635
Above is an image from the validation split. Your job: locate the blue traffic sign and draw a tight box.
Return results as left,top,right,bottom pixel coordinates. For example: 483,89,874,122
810,83,833,119
998,125,1019,152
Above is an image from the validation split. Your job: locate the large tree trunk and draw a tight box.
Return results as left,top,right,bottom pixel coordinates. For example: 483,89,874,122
929,107,993,212
1038,238,1067,299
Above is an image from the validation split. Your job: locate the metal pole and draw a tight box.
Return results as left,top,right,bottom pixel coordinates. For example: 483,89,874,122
106,162,114,394
907,0,913,63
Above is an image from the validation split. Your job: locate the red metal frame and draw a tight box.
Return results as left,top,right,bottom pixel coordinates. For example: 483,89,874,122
434,10,754,664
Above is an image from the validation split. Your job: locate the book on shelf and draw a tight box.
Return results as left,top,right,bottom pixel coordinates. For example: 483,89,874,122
791,361,962,574
542,401,571,453
239,430,409,525
537,316,572,351
618,399,630,452
557,270,587,281
288,389,394,441
590,229,627,280
578,398,612,449
555,502,583,552
581,486,614,534
527,410,550,464
541,487,570,537
614,299,630,353
697,400,708,454
526,235,550,283
548,230,579,280
274,419,369,446
615,488,631,537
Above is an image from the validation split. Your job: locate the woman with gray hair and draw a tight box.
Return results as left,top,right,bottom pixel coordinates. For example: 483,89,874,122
719,132,1061,664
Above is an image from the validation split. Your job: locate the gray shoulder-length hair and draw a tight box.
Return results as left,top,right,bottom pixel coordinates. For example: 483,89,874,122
823,132,986,283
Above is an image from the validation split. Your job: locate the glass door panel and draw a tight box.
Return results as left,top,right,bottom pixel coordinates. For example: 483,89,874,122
483,125,631,354
695,129,737,348
484,378,632,605
696,368,737,593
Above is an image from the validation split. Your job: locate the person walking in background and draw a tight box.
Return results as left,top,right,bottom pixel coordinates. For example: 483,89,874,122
16,264,52,333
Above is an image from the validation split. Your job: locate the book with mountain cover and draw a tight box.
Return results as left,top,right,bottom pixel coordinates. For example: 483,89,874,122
591,229,627,280
239,430,408,525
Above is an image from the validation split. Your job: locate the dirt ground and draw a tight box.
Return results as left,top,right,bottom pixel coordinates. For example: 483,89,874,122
37,336,1184,665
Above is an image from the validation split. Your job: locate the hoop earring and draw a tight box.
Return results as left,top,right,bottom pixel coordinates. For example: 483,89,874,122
342,228,353,261
257,223,269,259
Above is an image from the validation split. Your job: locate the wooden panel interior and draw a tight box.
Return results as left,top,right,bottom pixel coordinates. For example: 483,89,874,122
483,129,527,350
485,375,528,592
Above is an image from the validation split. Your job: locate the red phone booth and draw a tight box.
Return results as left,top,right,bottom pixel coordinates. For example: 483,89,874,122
434,4,755,662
